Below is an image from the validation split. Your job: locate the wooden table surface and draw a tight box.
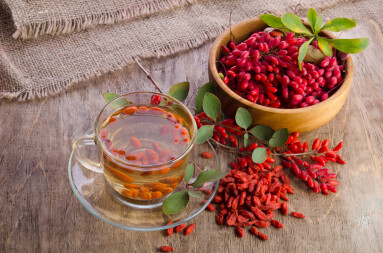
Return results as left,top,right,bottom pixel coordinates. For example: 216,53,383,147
1,20,382,253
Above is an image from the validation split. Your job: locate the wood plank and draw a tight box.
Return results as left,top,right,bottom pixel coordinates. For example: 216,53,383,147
0,19,382,252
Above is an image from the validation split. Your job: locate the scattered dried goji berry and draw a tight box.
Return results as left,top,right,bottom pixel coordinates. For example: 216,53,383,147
166,220,173,236
291,212,305,218
206,203,216,211
160,246,174,252
200,152,213,158
175,223,186,233
184,224,195,236
249,226,258,235
257,232,268,241
271,220,283,228
234,226,244,238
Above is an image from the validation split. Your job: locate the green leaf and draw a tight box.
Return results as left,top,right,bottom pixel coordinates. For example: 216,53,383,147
188,191,202,198
260,14,284,28
191,169,226,188
217,113,224,122
316,36,333,57
307,8,317,33
321,18,356,32
252,148,268,163
162,190,189,214
104,92,119,102
269,128,289,147
298,38,314,70
184,164,194,184
315,15,323,34
244,133,249,148
195,82,216,113
203,93,221,121
326,38,369,54
168,82,190,102
103,92,130,109
281,13,312,35
195,125,214,144
249,125,275,141
235,107,252,130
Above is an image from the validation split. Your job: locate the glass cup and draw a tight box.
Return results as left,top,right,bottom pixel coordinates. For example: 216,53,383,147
72,92,197,209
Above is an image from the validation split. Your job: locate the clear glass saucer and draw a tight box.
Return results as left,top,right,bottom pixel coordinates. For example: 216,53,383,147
68,140,220,231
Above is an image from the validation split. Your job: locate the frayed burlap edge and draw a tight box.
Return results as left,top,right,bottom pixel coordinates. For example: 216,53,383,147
1,23,226,101
11,0,199,40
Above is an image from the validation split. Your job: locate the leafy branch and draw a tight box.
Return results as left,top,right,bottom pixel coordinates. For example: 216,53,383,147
162,164,226,214
260,8,369,69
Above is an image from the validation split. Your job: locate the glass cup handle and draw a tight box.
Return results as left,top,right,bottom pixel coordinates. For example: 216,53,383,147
72,133,103,173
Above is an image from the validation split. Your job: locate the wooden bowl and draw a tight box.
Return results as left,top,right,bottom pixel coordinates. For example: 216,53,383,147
208,17,353,133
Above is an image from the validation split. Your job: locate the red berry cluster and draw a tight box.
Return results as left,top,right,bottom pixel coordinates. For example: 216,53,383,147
211,147,304,240
194,113,240,147
281,133,345,194
202,131,346,240
219,31,345,108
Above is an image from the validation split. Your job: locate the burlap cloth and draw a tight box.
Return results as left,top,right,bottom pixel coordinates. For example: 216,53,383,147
0,0,381,100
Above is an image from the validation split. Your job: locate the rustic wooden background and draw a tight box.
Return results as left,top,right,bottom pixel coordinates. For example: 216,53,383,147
0,20,382,252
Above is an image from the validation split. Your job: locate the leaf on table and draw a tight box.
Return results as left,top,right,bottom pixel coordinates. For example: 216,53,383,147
195,82,216,113
162,190,189,214
249,125,275,141
235,107,252,130
269,128,289,147
191,169,226,188
203,92,221,121
103,92,130,109
188,191,202,198
168,82,190,102
244,133,249,148
252,147,268,163
195,125,214,144
184,164,194,184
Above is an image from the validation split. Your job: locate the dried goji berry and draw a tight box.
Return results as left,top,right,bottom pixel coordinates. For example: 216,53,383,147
200,152,213,158
249,226,258,235
254,220,270,228
236,226,245,238
291,212,305,218
175,223,186,232
206,203,216,211
160,246,174,252
271,220,283,228
281,202,288,216
184,224,195,236
257,232,268,241
166,220,173,236
216,214,224,225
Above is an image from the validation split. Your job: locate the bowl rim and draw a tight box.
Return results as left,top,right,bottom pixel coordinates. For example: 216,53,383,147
209,17,354,114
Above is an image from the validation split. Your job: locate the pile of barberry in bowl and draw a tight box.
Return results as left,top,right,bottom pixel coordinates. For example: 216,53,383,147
208,18,353,133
